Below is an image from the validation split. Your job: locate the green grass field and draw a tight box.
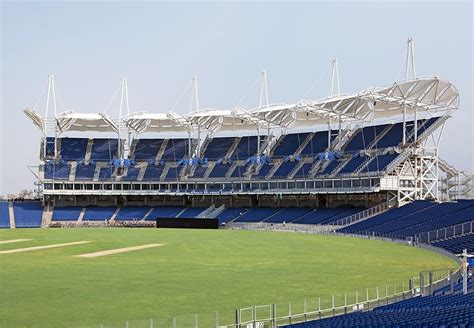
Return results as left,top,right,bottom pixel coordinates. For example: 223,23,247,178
0,228,457,327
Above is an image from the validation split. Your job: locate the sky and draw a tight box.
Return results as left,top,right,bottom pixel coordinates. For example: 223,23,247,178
0,1,473,195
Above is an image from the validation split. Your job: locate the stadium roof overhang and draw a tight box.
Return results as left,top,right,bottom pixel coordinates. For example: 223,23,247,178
359,77,459,119
122,111,193,134
24,77,459,135
55,111,119,133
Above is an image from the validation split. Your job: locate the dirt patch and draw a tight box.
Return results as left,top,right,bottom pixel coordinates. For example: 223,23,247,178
75,244,164,258
0,241,91,254
0,239,31,245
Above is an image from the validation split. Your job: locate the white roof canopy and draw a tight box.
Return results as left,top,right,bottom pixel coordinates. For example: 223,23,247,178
55,111,118,133
123,112,192,134
25,77,459,135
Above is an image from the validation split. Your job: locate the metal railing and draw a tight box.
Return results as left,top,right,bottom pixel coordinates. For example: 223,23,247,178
83,268,460,328
416,220,474,244
333,201,394,227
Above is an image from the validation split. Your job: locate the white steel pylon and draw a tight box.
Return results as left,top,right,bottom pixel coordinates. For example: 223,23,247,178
405,36,416,80
45,74,57,119
330,58,341,97
259,70,269,109
119,77,130,120
190,75,200,113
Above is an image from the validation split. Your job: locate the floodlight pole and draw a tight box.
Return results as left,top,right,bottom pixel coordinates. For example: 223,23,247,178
328,58,341,148
191,76,200,158
118,77,130,160
403,37,417,145
258,70,269,156
330,58,341,97
405,36,416,81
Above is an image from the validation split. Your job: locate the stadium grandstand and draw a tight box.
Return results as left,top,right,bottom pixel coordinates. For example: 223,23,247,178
2,38,473,327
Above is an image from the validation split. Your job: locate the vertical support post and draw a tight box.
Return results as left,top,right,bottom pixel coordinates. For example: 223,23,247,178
463,248,468,294
344,292,347,314
288,302,292,324
429,271,433,295
235,309,240,328
194,314,198,328
252,306,256,328
125,321,129,328
304,299,307,322
172,316,177,328
271,304,276,328
332,294,335,316
215,311,219,328
450,269,454,294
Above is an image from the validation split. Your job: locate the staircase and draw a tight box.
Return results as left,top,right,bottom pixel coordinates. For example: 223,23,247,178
77,208,86,223
331,126,358,151
206,204,226,219
439,158,473,200
294,133,314,157
141,208,155,222
155,139,169,162
137,163,148,181
8,201,15,228
84,139,93,163
69,162,77,181
41,204,53,227
109,207,121,223
266,160,283,179
196,205,215,218
199,136,212,158
203,162,216,179
224,137,241,160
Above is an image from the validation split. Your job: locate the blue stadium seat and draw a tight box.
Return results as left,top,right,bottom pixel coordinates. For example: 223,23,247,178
143,165,164,181
234,207,280,222
293,163,313,178
52,207,82,221
345,124,388,151
133,139,164,161
161,139,189,161
176,207,206,218
273,161,298,178
282,292,474,328
98,166,113,181
90,139,119,161
115,207,150,221
273,133,310,157
44,163,71,180
209,164,232,178
13,201,43,228
60,138,89,161
230,136,260,160
203,137,236,160
75,163,96,180
191,165,208,178
300,131,334,156
82,206,116,221
146,207,185,220
263,207,314,223
0,201,10,228
122,167,141,181
337,156,366,175
216,208,249,224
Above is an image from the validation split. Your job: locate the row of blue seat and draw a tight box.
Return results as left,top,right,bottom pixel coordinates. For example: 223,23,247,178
283,292,474,328
0,201,43,228
43,118,438,182
339,200,474,241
